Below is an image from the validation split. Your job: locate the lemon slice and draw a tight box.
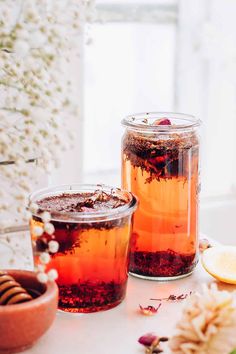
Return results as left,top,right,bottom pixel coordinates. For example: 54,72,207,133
202,246,236,284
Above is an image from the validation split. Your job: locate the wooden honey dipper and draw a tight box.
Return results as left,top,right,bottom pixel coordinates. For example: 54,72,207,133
0,271,33,305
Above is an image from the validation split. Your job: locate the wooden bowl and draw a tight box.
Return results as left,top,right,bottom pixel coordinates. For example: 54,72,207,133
0,270,58,353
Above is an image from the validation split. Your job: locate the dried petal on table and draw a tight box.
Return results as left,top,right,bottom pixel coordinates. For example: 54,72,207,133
199,238,212,253
139,304,161,316
150,292,192,302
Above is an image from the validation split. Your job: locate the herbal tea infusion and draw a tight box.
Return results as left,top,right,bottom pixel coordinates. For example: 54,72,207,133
122,113,201,280
30,185,137,313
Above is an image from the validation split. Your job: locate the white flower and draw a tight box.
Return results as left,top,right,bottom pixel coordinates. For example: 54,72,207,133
13,40,30,57
48,240,59,253
47,269,58,281
29,202,39,214
16,29,29,40
33,225,44,237
0,0,95,230
14,192,28,201
41,211,51,223
37,272,48,284
169,284,236,354
14,158,26,168
44,222,55,235
199,238,212,253
29,31,46,47
39,252,51,264
36,264,46,272
0,202,9,210
0,133,10,145
0,219,11,230
23,210,32,222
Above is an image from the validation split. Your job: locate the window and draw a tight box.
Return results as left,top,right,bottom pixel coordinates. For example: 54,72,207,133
83,0,177,186
55,0,236,204
176,0,236,199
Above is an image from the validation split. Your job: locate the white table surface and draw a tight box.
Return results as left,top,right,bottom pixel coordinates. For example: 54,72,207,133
22,255,236,354
2,233,232,354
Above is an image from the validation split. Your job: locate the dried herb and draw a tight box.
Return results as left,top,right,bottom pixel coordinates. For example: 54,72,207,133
59,280,126,313
37,191,127,214
122,130,199,183
130,250,197,277
35,189,131,231
150,292,192,302
75,198,94,211
139,304,161,316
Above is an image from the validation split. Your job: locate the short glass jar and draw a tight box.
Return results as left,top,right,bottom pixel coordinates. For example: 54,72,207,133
30,184,137,313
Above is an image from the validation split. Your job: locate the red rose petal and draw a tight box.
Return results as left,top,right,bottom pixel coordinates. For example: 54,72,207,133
153,118,171,126
139,304,161,316
149,155,167,166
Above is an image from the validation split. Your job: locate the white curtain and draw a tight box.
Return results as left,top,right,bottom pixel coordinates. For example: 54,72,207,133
176,0,236,199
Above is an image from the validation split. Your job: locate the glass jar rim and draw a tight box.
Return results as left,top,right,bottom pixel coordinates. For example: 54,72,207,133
122,112,201,133
29,184,138,223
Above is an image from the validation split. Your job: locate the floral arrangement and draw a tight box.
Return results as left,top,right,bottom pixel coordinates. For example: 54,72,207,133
0,0,94,229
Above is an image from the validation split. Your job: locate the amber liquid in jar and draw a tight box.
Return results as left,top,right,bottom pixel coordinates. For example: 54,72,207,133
31,187,136,313
122,115,200,280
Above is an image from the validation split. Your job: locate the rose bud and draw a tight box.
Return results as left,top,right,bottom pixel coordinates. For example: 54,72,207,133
138,333,159,347
153,118,171,126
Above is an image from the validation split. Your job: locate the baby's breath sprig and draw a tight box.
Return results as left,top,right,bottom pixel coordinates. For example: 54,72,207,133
0,0,95,230
29,204,59,284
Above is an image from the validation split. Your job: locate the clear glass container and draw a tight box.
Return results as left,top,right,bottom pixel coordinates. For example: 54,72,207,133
121,112,201,280
30,184,137,313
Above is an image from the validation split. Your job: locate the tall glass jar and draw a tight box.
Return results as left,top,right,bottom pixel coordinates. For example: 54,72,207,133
121,113,201,280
